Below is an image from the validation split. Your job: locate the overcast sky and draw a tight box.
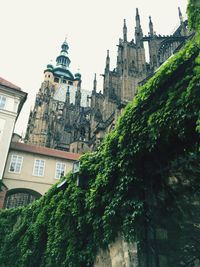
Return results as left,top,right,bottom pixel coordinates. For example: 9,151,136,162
0,0,188,135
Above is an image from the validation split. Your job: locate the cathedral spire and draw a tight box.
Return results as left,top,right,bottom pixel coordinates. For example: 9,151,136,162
56,39,71,69
93,73,97,92
123,19,127,42
149,16,154,36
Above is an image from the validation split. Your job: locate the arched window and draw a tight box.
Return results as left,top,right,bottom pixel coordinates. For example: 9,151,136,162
4,189,42,209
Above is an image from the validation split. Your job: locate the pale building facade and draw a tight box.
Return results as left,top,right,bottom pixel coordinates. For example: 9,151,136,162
0,77,27,180
3,141,80,208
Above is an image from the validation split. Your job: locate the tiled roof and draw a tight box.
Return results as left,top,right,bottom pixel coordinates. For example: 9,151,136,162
10,142,80,161
0,77,21,91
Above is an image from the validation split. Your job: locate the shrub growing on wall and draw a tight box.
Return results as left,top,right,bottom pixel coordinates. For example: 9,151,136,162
0,0,200,266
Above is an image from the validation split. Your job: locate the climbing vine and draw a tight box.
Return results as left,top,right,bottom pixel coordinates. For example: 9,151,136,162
0,1,200,266
187,0,200,31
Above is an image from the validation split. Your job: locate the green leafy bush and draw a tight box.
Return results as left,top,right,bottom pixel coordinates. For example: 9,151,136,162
0,1,200,266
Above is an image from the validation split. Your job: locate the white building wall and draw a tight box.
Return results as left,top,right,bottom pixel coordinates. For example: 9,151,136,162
0,104,19,179
0,82,25,181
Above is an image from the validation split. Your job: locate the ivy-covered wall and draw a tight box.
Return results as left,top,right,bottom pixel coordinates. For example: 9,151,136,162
0,1,200,266
187,0,200,31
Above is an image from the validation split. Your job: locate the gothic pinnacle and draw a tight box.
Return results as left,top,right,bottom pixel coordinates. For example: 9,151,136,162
149,16,154,36
105,50,110,72
123,19,127,42
65,86,70,104
135,8,143,47
93,73,97,92
135,8,141,27
178,7,183,24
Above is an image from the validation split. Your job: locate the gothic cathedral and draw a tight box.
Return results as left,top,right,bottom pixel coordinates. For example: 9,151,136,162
25,8,190,154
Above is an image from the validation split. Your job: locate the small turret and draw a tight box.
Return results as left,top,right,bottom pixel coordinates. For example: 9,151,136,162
73,70,81,87
44,61,54,82
123,19,127,42
75,72,81,81
46,63,54,72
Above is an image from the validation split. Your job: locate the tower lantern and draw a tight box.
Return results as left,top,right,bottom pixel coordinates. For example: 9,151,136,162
56,39,71,69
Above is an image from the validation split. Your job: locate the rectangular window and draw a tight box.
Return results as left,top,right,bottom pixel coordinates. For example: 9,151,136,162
0,95,6,109
9,155,23,173
55,162,66,179
33,159,45,177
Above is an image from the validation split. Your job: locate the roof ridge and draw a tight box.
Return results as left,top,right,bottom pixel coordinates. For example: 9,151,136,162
0,77,21,90
10,142,80,161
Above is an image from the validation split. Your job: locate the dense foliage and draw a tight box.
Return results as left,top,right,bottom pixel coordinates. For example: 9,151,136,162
0,1,200,266
187,0,200,31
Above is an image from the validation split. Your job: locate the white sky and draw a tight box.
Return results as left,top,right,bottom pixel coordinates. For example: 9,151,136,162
0,0,188,135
